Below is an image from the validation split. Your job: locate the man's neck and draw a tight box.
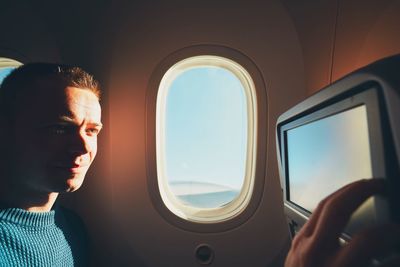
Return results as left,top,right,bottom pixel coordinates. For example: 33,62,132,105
0,184,59,212
23,193,59,212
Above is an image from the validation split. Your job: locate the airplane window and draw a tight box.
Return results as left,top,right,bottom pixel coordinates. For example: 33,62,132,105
0,57,22,84
156,55,257,222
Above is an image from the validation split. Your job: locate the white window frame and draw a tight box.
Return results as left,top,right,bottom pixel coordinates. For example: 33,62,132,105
0,57,22,69
156,55,258,223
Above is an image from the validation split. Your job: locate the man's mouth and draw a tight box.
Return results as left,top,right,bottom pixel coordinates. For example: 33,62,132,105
53,163,88,174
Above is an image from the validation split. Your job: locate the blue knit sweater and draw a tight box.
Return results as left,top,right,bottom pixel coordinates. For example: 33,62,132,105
0,207,88,266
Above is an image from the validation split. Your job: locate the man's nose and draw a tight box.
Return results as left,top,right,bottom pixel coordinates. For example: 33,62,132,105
69,131,91,156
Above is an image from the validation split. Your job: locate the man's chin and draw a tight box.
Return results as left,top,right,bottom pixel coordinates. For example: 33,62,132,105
48,173,85,193
48,167,87,192
62,176,85,192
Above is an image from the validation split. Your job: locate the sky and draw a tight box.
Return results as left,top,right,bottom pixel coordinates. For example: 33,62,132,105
0,67,14,84
163,66,248,192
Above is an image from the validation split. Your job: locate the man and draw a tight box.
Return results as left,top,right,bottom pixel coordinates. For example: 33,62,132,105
0,63,102,266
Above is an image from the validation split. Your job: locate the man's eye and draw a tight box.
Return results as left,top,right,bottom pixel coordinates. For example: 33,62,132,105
86,128,100,136
48,125,69,135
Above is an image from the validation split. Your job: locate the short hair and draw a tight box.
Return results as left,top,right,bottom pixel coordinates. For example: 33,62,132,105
0,63,101,121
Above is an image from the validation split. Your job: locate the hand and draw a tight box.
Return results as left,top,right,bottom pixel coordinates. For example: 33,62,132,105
284,179,400,267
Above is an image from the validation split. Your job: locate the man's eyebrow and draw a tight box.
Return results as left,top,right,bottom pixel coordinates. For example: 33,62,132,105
58,116,103,128
88,122,103,128
58,116,75,124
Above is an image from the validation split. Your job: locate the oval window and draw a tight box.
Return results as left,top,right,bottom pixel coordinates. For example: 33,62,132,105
156,55,257,223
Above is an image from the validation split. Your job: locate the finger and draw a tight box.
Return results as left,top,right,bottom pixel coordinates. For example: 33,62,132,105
335,223,400,267
291,180,379,250
300,181,361,237
312,179,385,245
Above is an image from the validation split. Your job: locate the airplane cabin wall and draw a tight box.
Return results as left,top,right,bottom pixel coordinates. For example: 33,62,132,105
0,2,60,63
283,0,338,97
332,0,400,84
1,0,400,266
108,1,304,266
284,0,400,94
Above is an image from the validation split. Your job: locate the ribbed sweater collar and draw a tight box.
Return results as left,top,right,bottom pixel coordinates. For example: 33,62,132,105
0,208,56,227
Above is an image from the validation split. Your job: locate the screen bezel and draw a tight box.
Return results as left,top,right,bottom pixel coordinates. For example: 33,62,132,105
278,85,389,238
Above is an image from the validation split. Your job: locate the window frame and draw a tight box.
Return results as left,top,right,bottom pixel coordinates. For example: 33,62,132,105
146,45,267,232
156,55,257,223
0,57,23,69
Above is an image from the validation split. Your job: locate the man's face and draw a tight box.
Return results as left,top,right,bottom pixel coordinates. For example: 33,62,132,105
8,81,102,193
